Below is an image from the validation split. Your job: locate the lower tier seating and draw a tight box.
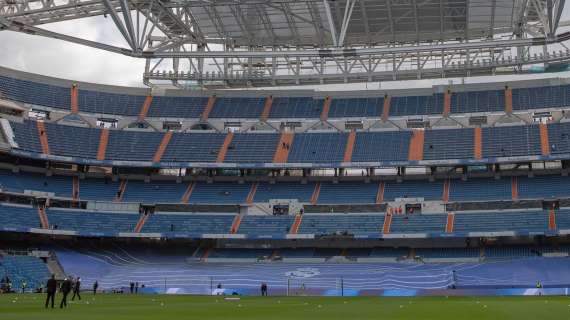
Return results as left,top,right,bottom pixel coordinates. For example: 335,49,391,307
0,255,51,291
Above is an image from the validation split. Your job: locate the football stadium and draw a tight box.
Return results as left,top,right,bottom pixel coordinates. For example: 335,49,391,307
2,0,570,319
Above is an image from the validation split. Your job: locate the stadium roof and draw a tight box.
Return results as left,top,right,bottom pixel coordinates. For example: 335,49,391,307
0,0,569,88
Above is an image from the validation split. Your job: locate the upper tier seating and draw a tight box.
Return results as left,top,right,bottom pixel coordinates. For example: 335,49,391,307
268,97,321,118
148,96,208,118
390,94,442,116
209,97,265,118
77,89,145,116
451,89,504,113
512,85,570,111
327,97,383,118
5,72,570,119
0,75,70,110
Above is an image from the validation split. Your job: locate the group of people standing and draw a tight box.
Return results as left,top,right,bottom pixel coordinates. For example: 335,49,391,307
45,275,86,309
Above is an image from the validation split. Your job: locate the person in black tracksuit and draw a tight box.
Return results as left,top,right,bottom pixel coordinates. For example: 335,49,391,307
59,278,72,308
71,277,81,301
45,275,57,309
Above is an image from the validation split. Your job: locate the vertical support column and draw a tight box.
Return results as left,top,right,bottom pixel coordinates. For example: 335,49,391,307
382,95,391,122
134,213,149,233
539,123,551,156
260,95,274,122
72,176,79,201
37,206,49,229
310,182,321,205
114,179,127,202
343,130,356,163
442,179,450,203
511,176,518,200
474,127,483,160
153,131,173,163
273,132,294,163
70,84,79,114
408,130,425,161
230,214,242,234
181,182,195,203
289,214,303,234
216,132,234,163
382,212,392,234
201,95,216,122
36,121,50,155
138,95,153,122
96,128,109,161
443,89,451,117
549,208,557,231
505,86,513,114
445,212,455,233
246,182,258,204
376,182,385,204
320,96,331,121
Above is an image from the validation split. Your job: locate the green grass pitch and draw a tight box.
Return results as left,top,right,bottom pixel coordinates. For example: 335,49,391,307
1,294,570,320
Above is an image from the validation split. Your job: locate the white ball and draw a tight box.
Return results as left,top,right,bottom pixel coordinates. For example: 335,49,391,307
238,304,242,308
160,302,164,307
400,305,403,308
318,305,322,308
483,305,487,308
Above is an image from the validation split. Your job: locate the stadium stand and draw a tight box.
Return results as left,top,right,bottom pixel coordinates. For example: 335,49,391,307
0,255,51,292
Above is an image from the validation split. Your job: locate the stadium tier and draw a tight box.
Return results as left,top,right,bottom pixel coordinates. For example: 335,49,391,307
3,72,570,119
0,202,568,239
4,168,570,204
4,119,570,167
